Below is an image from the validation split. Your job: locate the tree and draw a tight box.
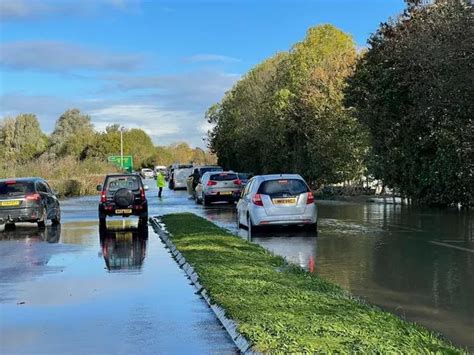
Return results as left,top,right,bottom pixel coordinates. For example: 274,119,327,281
0,114,48,163
345,1,473,205
50,108,95,157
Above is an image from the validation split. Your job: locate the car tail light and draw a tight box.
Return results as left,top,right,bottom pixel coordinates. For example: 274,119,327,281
306,191,315,204
6,180,16,185
140,187,145,200
252,194,264,206
101,190,107,203
233,179,241,185
207,180,217,186
26,193,41,201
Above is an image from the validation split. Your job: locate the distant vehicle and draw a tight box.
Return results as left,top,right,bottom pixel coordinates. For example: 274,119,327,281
0,177,61,228
195,171,242,206
187,165,223,197
168,164,193,189
97,174,149,225
172,167,194,190
140,168,155,179
237,173,253,187
236,174,317,233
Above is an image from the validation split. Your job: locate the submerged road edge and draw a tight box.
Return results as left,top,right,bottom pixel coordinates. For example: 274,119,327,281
150,216,257,354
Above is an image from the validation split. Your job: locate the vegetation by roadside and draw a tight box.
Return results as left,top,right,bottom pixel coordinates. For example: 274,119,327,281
161,213,463,353
0,156,118,197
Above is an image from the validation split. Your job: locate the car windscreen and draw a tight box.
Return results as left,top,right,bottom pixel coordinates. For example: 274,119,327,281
200,167,223,176
257,179,309,198
0,181,35,198
209,173,238,181
106,176,140,191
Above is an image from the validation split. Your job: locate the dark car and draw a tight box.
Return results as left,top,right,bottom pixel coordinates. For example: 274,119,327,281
0,177,61,228
97,174,149,225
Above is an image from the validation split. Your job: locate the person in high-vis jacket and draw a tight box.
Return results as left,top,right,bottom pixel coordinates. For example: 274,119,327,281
156,171,166,198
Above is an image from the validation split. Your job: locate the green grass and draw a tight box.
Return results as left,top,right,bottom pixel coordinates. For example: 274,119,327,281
161,213,464,353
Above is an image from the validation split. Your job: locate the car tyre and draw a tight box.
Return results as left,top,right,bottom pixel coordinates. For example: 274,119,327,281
52,208,61,225
305,222,318,234
247,214,253,237
38,207,46,229
203,194,210,206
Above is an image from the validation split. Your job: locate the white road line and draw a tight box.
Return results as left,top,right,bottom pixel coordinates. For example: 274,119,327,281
429,240,474,253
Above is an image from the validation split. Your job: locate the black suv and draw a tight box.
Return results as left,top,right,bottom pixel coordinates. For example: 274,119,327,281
97,174,148,225
0,177,61,228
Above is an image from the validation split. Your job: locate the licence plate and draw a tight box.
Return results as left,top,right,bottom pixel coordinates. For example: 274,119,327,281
220,192,232,196
272,198,297,205
116,232,132,240
115,209,132,214
0,200,21,207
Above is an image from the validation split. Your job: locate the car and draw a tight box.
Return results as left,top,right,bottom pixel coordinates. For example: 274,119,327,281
154,165,168,180
0,177,61,228
195,171,242,205
140,168,155,179
168,164,193,189
236,174,317,233
187,165,223,197
237,172,253,187
172,167,194,190
97,174,149,225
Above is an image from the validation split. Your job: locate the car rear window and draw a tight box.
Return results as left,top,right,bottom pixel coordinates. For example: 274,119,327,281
209,173,238,181
200,167,223,175
106,176,140,191
257,179,309,198
175,169,193,179
0,181,35,197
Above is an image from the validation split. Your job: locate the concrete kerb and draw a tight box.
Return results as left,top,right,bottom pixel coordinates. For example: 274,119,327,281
150,216,257,354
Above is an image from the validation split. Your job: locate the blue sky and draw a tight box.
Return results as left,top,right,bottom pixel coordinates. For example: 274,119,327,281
0,0,405,147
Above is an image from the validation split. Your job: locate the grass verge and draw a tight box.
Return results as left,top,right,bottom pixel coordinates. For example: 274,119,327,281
161,213,463,353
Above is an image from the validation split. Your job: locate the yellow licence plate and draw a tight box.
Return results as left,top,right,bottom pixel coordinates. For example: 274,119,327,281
0,200,21,207
116,232,133,240
115,209,132,214
272,198,297,205
220,192,232,195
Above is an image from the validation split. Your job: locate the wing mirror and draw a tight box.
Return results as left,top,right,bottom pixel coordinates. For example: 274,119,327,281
96,184,103,192
144,185,149,191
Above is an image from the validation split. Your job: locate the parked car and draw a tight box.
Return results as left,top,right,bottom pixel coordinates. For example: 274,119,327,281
0,177,61,228
140,168,155,179
97,174,149,225
236,174,317,232
195,171,242,205
172,167,194,190
187,165,223,197
154,165,168,180
168,164,193,189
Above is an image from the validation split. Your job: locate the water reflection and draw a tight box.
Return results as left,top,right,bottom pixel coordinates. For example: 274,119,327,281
99,225,148,272
0,224,61,243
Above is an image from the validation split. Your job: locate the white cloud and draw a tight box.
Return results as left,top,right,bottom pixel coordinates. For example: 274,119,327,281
0,41,143,73
183,54,240,64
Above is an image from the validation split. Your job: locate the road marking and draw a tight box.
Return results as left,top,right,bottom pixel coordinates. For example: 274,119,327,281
429,241,474,253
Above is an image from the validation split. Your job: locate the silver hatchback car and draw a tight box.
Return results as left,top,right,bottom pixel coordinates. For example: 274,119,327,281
196,171,242,205
236,174,317,232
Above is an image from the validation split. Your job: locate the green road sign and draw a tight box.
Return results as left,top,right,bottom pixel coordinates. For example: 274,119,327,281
108,155,133,172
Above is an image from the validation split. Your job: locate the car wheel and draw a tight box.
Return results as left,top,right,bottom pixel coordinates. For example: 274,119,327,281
306,222,318,234
203,194,210,206
237,211,243,229
247,214,253,235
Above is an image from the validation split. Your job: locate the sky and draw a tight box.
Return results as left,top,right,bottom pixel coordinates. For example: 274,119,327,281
0,0,406,148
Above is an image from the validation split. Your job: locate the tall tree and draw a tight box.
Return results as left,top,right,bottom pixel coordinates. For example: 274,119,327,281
345,0,473,205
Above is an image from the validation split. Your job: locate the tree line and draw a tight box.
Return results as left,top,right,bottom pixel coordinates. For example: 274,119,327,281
0,108,215,172
207,0,472,206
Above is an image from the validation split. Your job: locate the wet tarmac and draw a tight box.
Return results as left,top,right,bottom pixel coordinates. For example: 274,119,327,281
1,181,473,352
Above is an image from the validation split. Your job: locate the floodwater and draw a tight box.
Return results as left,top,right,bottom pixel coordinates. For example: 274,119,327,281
1,181,472,352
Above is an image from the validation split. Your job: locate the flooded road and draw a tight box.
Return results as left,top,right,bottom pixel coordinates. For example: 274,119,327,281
1,181,473,352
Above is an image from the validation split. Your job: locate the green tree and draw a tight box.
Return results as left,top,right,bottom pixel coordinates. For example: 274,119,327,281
50,108,95,157
0,114,48,163
345,0,473,206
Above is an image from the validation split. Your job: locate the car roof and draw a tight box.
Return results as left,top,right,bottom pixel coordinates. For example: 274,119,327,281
202,170,236,177
0,177,44,183
105,173,140,178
